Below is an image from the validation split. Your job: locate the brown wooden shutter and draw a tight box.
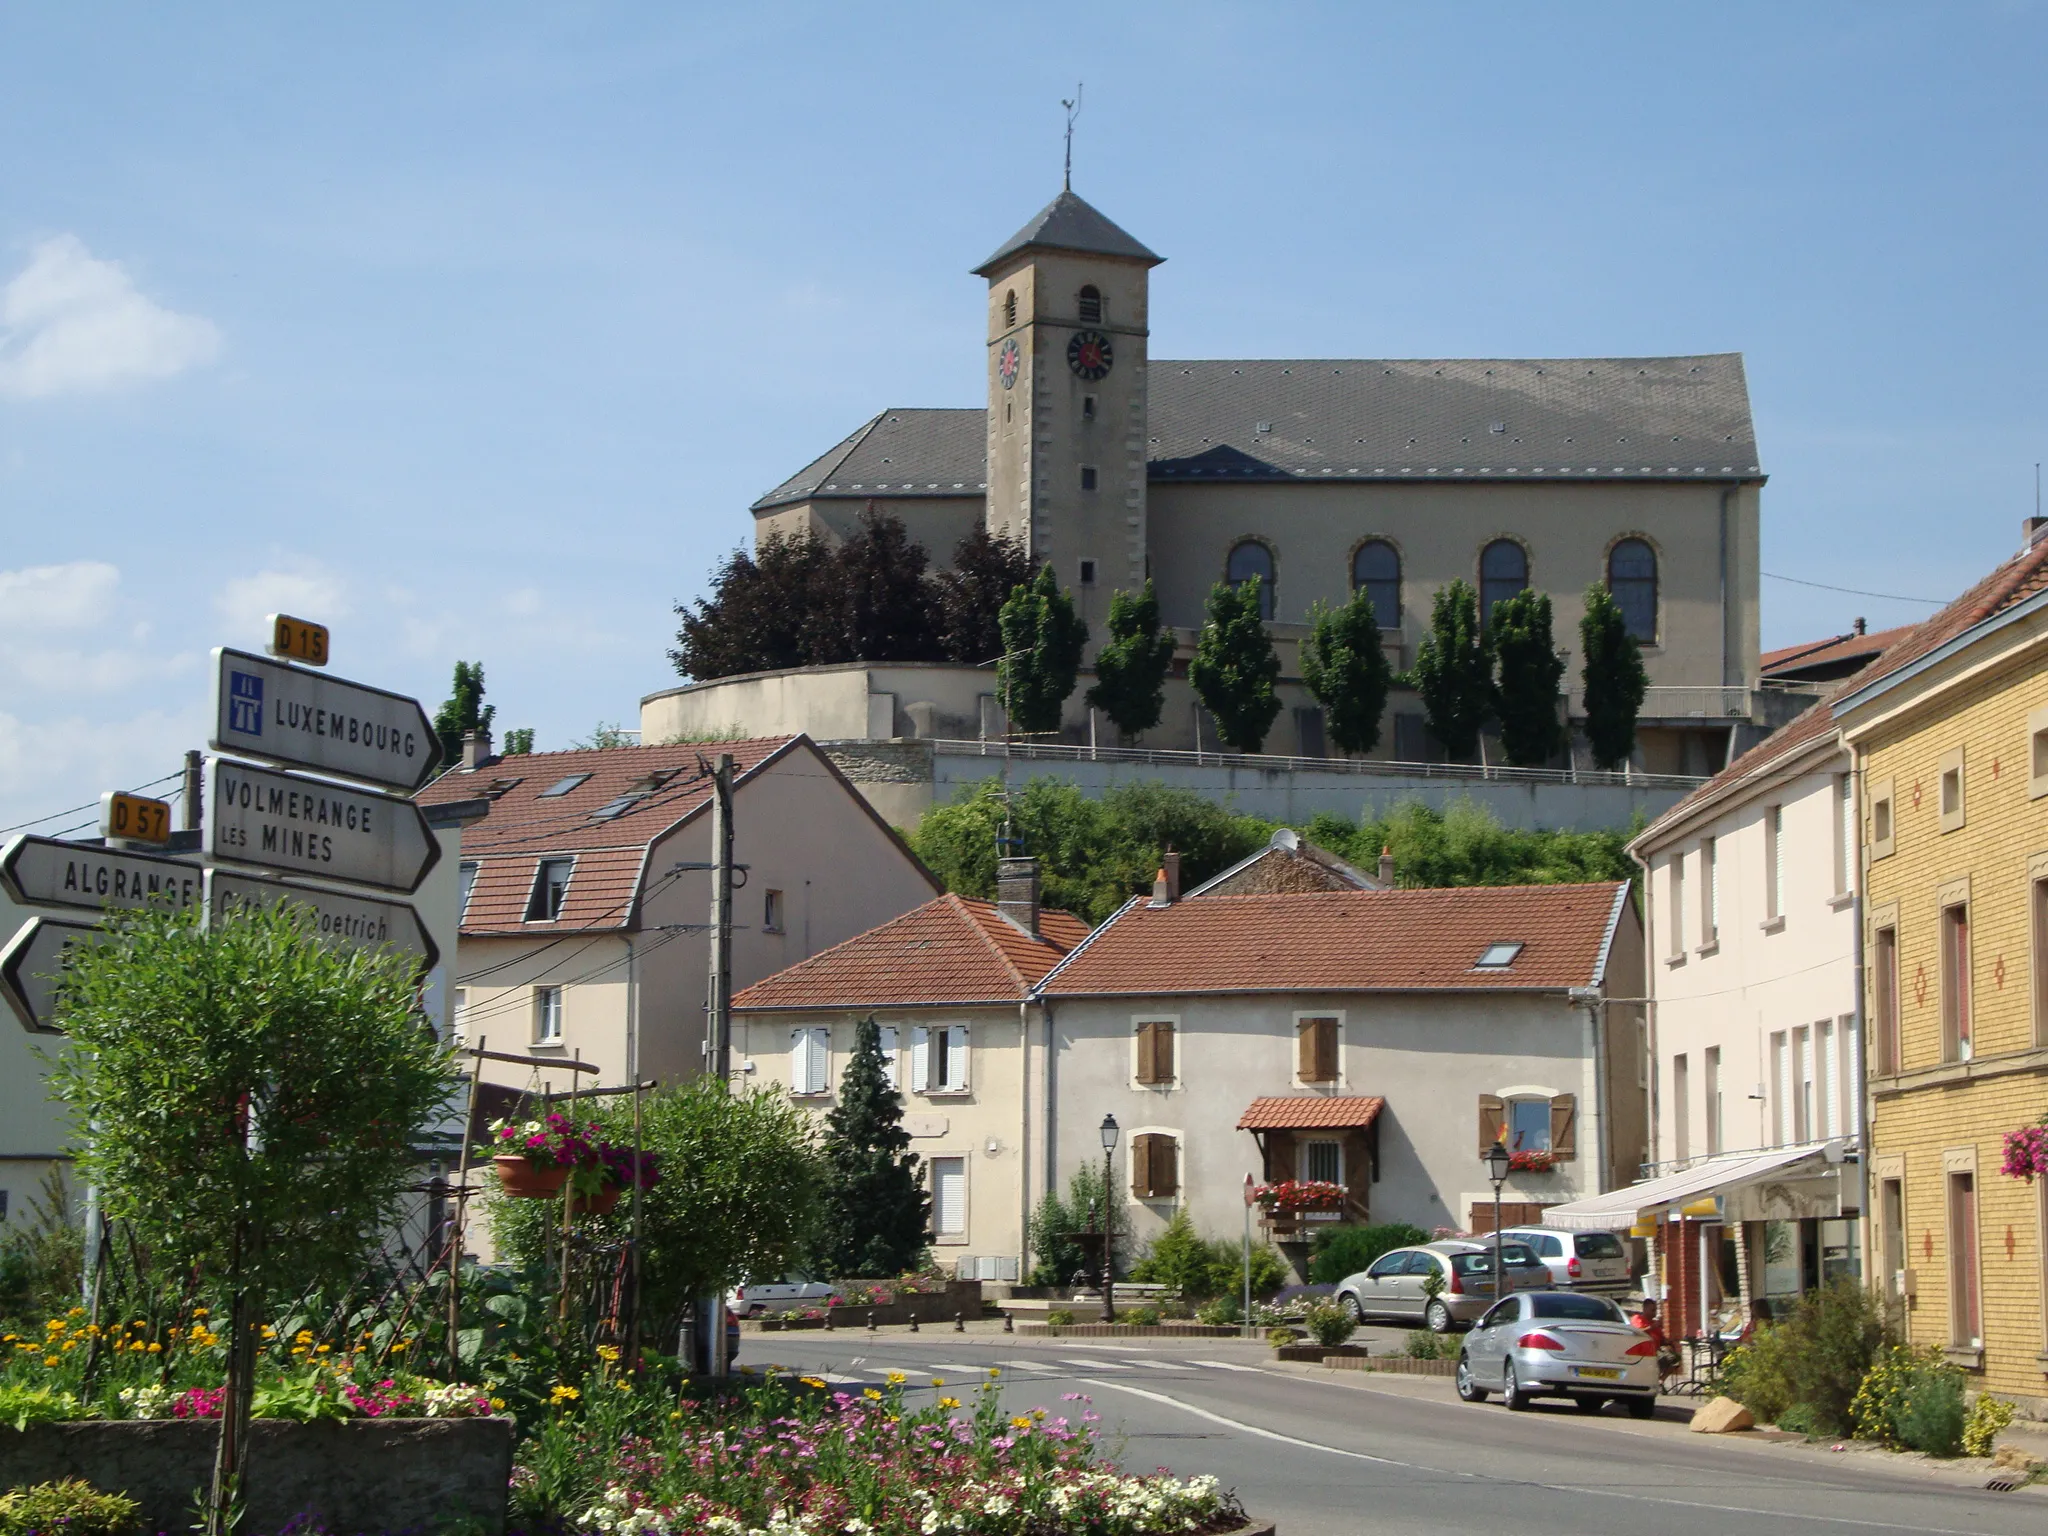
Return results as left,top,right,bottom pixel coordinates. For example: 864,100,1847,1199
1550,1094,1577,1160
1135,1022,1157,1084
1153,1135,1179,1198
1297,1020,1317,1081
1154,1021,1175,1084
1478,1094,1505,1155
1131,1134,1153,1197
1299,1017,1338,1082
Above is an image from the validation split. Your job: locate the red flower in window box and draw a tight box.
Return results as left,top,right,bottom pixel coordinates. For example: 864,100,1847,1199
1507,1149,1556,1173
1251,1180,1346,1212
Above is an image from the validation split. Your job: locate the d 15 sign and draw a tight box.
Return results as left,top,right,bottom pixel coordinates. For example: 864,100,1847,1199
0,917,99,1034
205,758,441,895
266,612,330,667
209,648,441,794
0,835,202,914
206,870,437,977
101,791,171,846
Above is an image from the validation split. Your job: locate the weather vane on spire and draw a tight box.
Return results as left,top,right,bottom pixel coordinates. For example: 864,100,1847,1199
1062,83,1084,191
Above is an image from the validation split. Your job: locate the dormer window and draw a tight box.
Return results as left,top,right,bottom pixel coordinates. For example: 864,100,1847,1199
590,770,681,821
539,773,591,798
1078,285,1102,323
1474,942,1524,969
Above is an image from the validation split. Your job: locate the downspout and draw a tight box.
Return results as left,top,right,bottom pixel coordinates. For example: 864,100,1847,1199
1849,741,1873,1254
625,933,638,1084
1042,997,1059,1258
1019,999,1033,1274
1582,996,1610,1193
1632,849,1659,1175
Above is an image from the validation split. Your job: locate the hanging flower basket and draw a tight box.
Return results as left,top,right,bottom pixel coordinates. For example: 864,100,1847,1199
1251,1180,1346,1212
493,1155,570,1198
569,1183,622,1215
2000,1122,2048,1181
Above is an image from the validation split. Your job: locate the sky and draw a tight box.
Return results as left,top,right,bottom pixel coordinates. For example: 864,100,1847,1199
1,2,2044,832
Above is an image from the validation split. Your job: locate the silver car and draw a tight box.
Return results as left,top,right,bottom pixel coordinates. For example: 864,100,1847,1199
728,1275,840,1317
1455,1290,1659,1416
1499,1226,1632,1294
1337,1240,1551,1334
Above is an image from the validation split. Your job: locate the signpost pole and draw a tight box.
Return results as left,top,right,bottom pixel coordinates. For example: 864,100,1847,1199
447,1035,485,1379
182,751,204,832
705,753,734,1379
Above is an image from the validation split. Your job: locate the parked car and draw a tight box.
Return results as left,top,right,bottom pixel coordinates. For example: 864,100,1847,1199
1335,1240,1550,1333
728,1275,841,1317
1498,1226,1633,1294
1454,1289,1659,1416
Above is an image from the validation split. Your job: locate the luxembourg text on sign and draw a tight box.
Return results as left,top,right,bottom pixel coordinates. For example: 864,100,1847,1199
205,869,436,975
204,757,440,894
0,836,202,914
208,648,442,794
0,917,98,1034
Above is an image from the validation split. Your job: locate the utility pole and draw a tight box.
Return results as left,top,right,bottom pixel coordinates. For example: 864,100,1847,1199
181,750,203,832
704,751,735,1378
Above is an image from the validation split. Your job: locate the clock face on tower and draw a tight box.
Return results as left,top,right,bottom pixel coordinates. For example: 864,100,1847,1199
1067,329,1113,381
997,338,1021,390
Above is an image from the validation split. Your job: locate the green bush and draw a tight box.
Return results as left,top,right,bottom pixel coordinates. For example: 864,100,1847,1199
1045,1308,1076,1328
1196,1297,1239,1327
1300,1298,1357,1349
1852,1344,1968,1454
0,1383,86,1430
1715,1341,1790,1425
1266,1326,1302,1347
1963,1393,2015,1458
1403,1330,1444,1360
1120,1305,1160,1327
0,1479,139,1536
1306,1223,1431,1285
1774,1401,1823,1437
1130,1211,1214,1297
1719,1281,1888,1435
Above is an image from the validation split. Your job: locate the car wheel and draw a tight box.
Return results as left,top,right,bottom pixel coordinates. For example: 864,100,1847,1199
1455,1355,1487,1403
1343,1292,1365,1324
1625,1395,1656,1420
1503,1360,1534,1412
1573,1395,1606,1415
1425,1299,1454,1334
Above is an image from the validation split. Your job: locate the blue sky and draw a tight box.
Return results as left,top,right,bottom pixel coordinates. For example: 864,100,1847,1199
1,3,2044,829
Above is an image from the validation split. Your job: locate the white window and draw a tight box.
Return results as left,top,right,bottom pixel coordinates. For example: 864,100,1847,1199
1769,1030,1788,1145
931,1156,967,1238
1702,836,1719,943
763,889,784,932
1704,1046,1723,1155
1794,1024,1814,1142
1834,774,1853,896
1838,1014,1860,1136
1301,1138,1343,1184
1668,855,1686,958
534,986,563,1045
1763,806,1783,922
1507,1098,1551,1153
458,862,479,917
912,1025,970,1093
790,1027,830,1096
878,1025,900,1091
1817,1018,1836,1139
527,858,573,922
1673,1054,1690,1161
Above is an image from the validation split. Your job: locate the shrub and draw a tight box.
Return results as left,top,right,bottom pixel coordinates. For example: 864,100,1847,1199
1963,1394,2015,1458
1120,1305,1161,1327
0,1480,140,1536
1045,1308,1076,1328
0,1383,85,1429
1852,1344,1968,1454
1130,1210,1214,1297
1720,1280,1887,1435
1266,1327,1302,1347
1196,1298,1239,1327
1306,1223,1431,1285
1404,1330,1444,1360
1300,1298,1357,1349
1775,1401,1823,1437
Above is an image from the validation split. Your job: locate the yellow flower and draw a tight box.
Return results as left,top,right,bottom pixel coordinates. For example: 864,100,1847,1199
937,1396,960,1409
1031,1409,1046,1420
929,1378,944,1388
42,1357,58,1367
549,1384,580,1404
863,1388,883,1401
490,1398,506,1411
987,1367,1001,1376
315,1344,330,1354
44,1320,62,1333
191,1308,209,1319
60,1340,76,1353
596,1344,620,1362
614,1382,632,1396
65,1307,84,1319
800,1376,826,1389
389,1340,408,1354
1011,1415,1031,1428
147,1342,162,1354
885,1371,906,1385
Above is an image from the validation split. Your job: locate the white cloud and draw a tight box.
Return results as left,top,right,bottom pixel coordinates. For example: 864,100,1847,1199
0,703,206,836
212,566,350,650
0,235,221,400
0,560,199,697
0,561,121,630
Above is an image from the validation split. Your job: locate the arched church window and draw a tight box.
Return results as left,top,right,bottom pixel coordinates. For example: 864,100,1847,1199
1607,538,1658,643
1351,540,1400,626
1226,541,1275,620
1078,285,1102,324
1004,290,1017,329
1479,539,1528,629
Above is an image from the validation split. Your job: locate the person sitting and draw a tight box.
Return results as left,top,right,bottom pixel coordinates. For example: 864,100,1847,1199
1628,1296,1682,1383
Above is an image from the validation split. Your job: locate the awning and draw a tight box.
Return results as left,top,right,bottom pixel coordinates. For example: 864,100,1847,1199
1539,1143,1840,1231
1236,1095,1385,1131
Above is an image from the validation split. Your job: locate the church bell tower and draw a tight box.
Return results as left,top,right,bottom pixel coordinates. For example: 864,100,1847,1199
974,191,1163,601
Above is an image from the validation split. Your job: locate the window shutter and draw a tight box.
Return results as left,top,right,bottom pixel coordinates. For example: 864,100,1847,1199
1479,1094,1505,1154
1550,1094,1577,1160
1130,1135,1150,1198
1135,1022,1157,1084
1155,1021,1175,1084
947,1025,969,1089
911,1027,930,1093
1153,1136,1179,1198
1315,1019,1339,1082
806,1029,829,1094
791,1029,810,1093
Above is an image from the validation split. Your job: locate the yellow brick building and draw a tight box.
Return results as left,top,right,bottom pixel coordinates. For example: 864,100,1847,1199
1834,538,2048,1412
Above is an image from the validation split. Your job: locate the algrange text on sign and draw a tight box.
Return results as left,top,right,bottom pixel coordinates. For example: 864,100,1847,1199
209,648,442,794
204,757,440,894
0,835,202,914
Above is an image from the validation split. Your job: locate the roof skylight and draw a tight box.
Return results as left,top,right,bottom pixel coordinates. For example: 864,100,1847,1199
1474,942,1524,969
539,773,591,798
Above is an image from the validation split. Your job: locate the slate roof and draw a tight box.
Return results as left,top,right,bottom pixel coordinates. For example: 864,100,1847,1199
974,190,1163,275
1039,884,1630,998
732,893,1093,1010
753,355,1759,509
1237,1096,1386,1132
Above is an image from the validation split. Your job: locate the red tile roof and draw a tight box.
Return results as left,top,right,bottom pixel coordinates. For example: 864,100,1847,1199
1237,1096,1386,1131
733,894,1094,1010
1041,884,1629,997
1760,624,1915,679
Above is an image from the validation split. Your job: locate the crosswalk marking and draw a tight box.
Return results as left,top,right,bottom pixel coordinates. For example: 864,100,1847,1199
994,1360,1060,1372
1066,1357,1131,1370
1188,1358,1263,1373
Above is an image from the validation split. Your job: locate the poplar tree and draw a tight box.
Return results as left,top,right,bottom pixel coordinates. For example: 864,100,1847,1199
998,565,1088,736
818,1017,930,1277
1086,580,1176,741
1300,587,1392,755
433,661,495,765
1489,588,1567,767
1189,576,1282,753
1412,580,1491,762
1580,582,1649,771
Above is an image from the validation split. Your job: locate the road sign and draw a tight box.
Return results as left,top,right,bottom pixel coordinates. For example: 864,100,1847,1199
204,757,441,895
206,869,437,976
266,612,330,667
0,917,99,1034
0,835,203,914
100,790,172,846
209,647,441,794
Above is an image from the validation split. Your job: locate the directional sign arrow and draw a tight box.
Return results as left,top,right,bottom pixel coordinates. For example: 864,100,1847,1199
206,870,437,977
0,834,204,915
204,757,441,895
209,647,442,794
0,917,100,1034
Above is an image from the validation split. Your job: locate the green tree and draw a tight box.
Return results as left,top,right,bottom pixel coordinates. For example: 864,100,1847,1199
815,508,938,664
1297,798,1637,889
817,1018,930,1277
433,661,495,767
571,722,636,750
51,903,453,1533
1489,588,1566,767
1026,1162,1131,1285
998,565,1088,736
1412,580,1492,762
1299,587,1392,755
933,525,1035,665
501,727,535,755
1580,582,1649,771
1086,581,1176,742
670,531,838,681
1188,576,1282,752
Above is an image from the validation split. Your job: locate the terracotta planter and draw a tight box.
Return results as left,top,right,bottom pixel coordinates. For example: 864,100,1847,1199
494,1155,569,1198
570,1183,623,1216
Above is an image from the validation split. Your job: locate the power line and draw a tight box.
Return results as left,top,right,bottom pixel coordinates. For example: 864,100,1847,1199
1761,571,1946,606
0,770,184,838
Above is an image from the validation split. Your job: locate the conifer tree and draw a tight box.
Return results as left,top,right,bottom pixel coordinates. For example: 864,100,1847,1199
1580,582,1649,771
1489,588,1566,767
1412,580,1491,762
1300,586,1392,755
818,1017,930,1278
433,662,495,766
1189,576,1282,752
998,565,1088,736
1086,580,1176,741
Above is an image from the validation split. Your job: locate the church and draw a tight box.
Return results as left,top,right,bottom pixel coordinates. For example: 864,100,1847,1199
648,187,1778,777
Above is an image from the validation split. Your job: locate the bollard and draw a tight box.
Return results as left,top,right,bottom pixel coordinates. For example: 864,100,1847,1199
826,1307,836,1331
954,1310,966,1333
1003,1313,1014,1333
908,1315,919,1332
867,1308,878,1333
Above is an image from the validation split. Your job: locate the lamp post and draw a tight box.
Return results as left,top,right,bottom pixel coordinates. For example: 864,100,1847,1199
1483,1140,1512,1302
1099,1114,1120,1324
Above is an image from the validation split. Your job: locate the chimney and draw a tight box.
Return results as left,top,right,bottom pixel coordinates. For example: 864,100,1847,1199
1161,852,1181,903
1149,867,1171,908
1852,616,1866,636
462,727,492,770
2026,516,2048,548
997,856,1041,937
1378,845,1394,887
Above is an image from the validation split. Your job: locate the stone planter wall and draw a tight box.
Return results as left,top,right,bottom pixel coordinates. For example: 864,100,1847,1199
0,1418,515,1536
755,1282,985,1331
1326,1354,1459,1377
1015,1323,1239,1338
1274,1342,1371,1362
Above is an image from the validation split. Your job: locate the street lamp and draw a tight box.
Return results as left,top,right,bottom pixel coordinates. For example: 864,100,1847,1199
1483,1139,1512,1302
1099,1115,1121,1323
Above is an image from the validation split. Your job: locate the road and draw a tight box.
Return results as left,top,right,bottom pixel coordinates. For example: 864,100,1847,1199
734,1325,2040,1535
